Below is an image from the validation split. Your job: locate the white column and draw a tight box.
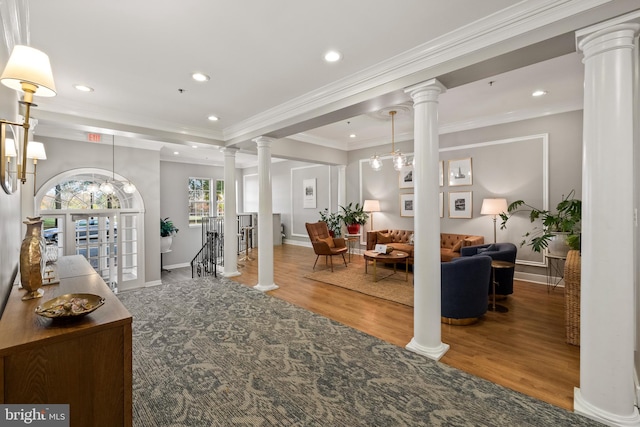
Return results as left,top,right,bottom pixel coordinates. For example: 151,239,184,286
252,136,278,291
337,165,346,209
404,79,449,360
222,147,240,277
574,17,640,426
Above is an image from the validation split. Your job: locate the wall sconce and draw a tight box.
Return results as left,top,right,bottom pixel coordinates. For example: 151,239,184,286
26,141,47,193
0,45,56,194
1,137,47,194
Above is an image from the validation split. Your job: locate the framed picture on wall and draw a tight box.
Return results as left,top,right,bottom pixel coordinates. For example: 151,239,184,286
399,167,414,189
439,192,444,218
400,193,414,217
449,191,472,219
439,160,444,187
303,178,316,209
448,158,472,186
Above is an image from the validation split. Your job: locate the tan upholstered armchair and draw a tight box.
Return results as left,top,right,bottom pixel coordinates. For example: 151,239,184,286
305,222,348,272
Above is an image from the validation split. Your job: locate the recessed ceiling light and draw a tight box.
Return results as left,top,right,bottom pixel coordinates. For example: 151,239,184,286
173,151,179,155
349,134,356,138
324,50,342,63
74,84,93,92
192,145,198,148
532,90,548,97
192,72,210,82
208,115,219,121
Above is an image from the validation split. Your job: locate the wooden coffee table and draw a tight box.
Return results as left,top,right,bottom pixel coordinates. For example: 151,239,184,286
363,250,409,282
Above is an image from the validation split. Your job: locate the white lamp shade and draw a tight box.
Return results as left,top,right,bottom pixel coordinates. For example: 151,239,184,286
4,138,17,157
1,45,56,97
481,198,508,216
26,141,47,160
363,199,380,212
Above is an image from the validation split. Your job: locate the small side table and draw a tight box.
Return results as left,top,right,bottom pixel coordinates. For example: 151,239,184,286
489,260,514,313
545,253,566,292
344,233,361,262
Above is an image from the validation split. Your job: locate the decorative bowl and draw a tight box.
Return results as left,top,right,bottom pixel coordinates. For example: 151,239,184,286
35,293,105,319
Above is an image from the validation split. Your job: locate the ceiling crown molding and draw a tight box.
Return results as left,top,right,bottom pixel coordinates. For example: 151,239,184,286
223,0,610,143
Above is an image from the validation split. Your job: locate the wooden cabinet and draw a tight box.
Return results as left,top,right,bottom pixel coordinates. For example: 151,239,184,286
0,255,132,427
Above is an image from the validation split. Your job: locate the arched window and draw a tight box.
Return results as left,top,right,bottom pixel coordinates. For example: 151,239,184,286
36,169,145,292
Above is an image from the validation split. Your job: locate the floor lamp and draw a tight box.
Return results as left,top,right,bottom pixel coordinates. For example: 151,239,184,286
363,199,380,232
481,198,508,243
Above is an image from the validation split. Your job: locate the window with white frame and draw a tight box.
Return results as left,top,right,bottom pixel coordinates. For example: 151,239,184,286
189,177,211,225
215,179,224,217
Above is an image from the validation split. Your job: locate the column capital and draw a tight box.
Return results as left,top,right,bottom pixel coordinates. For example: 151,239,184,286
220,146,239,157
405,78,447,99
252,136,275,147
577,22,640,60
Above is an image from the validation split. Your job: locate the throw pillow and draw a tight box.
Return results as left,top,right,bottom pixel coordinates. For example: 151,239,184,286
377,232,392,244
478,244,497,254
319,236,335,248
452,240,463,252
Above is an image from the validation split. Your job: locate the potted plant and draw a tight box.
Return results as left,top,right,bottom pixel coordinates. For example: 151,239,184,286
499,190,581,255
318,209,342,237
339,202,368,234
160,217,179,252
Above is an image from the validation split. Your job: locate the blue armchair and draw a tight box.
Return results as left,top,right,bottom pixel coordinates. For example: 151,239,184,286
461,242,517,296
441,255,492,325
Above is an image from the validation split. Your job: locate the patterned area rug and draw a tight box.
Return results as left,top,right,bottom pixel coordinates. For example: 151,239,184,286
304,264,414,306
117,277,598,427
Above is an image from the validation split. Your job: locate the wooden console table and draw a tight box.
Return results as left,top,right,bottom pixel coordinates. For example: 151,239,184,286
0,255,132,427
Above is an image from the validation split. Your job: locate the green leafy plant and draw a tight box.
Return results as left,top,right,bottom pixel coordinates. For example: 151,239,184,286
499,190,581,252
318,209,342,237
160,217,179,237
339,202,368,226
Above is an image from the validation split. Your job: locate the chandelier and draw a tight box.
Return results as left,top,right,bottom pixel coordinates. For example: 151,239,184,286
92,135,136,195
369,110,407,172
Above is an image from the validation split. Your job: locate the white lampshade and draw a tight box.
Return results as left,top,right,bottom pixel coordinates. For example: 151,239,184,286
363,199,380,212
26,141,47,160
4,138,17,157
0,45,56,97
481,198,508,216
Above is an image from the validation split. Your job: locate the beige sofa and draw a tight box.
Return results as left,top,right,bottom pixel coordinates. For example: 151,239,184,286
366,229,484,262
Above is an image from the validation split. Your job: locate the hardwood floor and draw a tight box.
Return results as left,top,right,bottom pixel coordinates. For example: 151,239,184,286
162,244,580,411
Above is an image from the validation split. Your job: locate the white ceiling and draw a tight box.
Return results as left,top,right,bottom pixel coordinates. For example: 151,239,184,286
6,1,620,167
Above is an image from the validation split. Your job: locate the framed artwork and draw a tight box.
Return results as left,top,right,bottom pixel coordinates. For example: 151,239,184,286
449,191,472,219
448,158,472,186
439,192,444,218
400,193,414,217
303,178,316,209
399,167,414,189
439,160,444,187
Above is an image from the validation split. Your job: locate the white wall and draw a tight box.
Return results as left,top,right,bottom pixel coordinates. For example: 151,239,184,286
34,137,162,286
159,161,226,267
